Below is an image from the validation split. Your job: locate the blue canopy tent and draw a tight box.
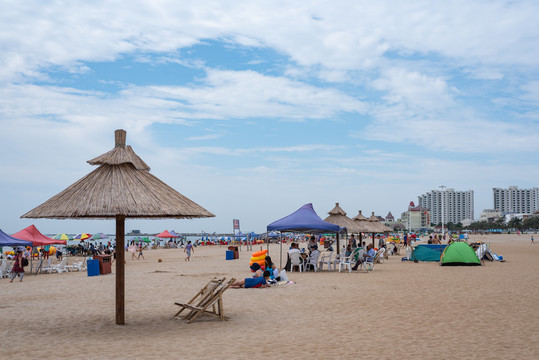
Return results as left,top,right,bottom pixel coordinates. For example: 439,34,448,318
267,203,342,267
0,228,33,247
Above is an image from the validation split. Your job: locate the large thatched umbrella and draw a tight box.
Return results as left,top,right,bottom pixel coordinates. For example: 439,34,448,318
22,129,214,325
324,203,358,253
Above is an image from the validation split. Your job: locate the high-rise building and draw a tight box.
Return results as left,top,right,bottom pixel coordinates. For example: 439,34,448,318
417,188,474,225
493,186,539,214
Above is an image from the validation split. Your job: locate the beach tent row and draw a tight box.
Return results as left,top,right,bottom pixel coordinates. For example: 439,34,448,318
410,242,481,266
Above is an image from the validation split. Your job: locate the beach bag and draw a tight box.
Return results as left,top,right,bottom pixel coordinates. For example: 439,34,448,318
22,258,29,267
280,269,288,282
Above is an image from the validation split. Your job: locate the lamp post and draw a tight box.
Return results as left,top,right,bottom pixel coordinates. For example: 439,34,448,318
439,185,446,240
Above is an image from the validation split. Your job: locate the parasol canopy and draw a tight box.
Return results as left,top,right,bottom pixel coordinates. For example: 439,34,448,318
22,129,214,325
74,233,92,241
52,233,73,241
90,233,108,240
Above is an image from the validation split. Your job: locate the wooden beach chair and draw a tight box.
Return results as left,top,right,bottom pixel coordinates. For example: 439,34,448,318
173,277,235,323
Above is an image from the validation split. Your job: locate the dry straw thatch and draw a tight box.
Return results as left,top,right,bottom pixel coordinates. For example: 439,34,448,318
352,210,378,233
22,130,214,220
324,202,359,233
368,211,392,233
22,129,214,325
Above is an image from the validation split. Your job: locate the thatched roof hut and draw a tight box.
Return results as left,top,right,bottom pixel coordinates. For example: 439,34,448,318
352,210,377,233
368,212,392,233
324,203,359,233
22,129,214,325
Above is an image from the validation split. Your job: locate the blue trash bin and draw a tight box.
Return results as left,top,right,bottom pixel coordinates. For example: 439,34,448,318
87,259,100,276
225,250,234,260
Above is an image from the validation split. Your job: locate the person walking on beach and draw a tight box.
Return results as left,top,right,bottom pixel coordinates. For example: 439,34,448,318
10,250,25,282
184,241,194,261
532,236,535,244
137,243,145,260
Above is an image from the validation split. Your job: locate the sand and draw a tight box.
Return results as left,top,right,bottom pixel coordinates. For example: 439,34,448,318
2,234,539,359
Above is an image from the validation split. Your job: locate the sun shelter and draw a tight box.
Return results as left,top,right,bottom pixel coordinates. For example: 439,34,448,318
267,203,341,267
352,210,378,246
156,230,178,238
11,225,67,274
22,129,214,325
440,242,481,266
12,225,67,247
0,228,32,247
324,202,359,253
410,244,447,262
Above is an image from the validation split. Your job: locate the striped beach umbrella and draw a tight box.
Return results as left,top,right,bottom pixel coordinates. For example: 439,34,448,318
52,233,73,241
74,233,92,241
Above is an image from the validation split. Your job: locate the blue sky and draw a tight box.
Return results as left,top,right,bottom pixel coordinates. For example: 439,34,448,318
1,1,538,235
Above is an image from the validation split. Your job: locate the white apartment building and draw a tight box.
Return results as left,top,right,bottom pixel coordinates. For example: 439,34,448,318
493,186,539,214
417,188,474,225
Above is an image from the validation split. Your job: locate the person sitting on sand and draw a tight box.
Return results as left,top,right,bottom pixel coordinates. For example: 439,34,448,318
351,244,375,270
264,256,280,280
230,270,271,288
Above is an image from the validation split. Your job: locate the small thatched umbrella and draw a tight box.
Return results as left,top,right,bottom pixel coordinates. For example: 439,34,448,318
367,211,392,247
352,210,376,246
324,202,358,253
22,129,214,325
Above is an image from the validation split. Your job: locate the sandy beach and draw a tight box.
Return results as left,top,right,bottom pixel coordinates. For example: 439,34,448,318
2,234,539,359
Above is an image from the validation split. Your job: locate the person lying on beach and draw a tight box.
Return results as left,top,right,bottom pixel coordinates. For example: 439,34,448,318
230,270,271,288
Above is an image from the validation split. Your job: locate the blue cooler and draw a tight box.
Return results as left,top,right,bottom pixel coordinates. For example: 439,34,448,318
87,259,100,276
225,250,234,260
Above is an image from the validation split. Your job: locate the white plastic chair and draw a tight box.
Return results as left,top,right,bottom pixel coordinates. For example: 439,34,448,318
0,260,10,278
362,250,382,271
318,251,334,271
67,258,87,272
338,254,352,273
305,251,320,272
41,258,53,273
289,252,304,272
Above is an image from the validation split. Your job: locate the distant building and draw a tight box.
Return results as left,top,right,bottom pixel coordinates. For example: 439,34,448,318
418,188,474,225
493,186,539,215
384,212,395,223
479,209,502,223
401,201,431,231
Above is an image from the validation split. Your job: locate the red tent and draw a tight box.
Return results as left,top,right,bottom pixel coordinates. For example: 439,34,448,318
155,230,177,238
12,225,67,246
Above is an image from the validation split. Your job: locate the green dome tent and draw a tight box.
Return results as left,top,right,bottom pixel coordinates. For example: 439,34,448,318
441,242,481,266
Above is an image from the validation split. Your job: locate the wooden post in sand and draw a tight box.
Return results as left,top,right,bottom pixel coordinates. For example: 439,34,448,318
116,215,125,325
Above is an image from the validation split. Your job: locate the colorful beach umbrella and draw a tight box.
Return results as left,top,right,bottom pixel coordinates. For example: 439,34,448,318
74,233,92,241
91,232,108,240
52,233,73,241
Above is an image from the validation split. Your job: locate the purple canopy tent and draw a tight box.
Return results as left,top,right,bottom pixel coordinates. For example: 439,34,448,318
267,203,343,267
0,228,33,247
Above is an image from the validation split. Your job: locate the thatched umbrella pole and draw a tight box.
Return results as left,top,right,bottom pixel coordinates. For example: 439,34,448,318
116,215,125,325
21,129,215,326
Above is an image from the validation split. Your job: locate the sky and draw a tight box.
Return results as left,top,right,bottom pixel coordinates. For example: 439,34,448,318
1,1,538,235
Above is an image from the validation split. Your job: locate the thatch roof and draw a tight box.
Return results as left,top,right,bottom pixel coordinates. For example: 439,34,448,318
352,210,379,233
22,129,214,220
324,202,359,233
368,212,392,233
